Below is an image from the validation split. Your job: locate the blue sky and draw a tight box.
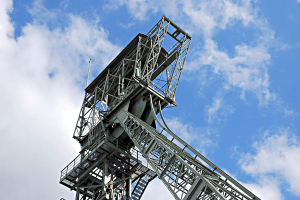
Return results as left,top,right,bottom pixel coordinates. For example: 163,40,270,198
1,0,300,199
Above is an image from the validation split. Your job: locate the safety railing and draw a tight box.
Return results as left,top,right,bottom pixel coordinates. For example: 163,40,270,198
108,135,154,174
60,134,105,181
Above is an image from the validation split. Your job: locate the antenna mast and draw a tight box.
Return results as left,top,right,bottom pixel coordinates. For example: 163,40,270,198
86,58,91,87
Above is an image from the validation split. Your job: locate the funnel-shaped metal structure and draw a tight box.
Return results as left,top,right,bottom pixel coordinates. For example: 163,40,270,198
60,16,260,200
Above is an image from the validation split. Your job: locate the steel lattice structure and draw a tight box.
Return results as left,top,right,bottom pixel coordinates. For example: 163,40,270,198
59,16,261,200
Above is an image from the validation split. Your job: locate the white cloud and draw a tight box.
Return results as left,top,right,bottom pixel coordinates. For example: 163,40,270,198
165,117,215,154
104,0,158,21
185,8,277,105
207,96,222,123
0,1,120,199
197,37,275,105
105,0,254,35
166,117,195,143
181,0,254,37
239,128,300,197
242,176,283,200
120,22,136,29
180,0,279,108
105,0,282,107
205,93,235,124
142,179,173,200
284,107,295,117
105,0,254,36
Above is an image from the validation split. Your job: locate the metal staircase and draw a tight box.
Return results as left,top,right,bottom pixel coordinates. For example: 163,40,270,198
131,174,155,200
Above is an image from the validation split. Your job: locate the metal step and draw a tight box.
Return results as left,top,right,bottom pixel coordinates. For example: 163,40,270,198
131,176,151,200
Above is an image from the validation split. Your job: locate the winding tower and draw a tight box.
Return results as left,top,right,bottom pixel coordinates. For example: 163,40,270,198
59,16,260,200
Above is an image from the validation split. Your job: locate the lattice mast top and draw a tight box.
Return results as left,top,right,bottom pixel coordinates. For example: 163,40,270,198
73,16,191,142
60,16,261,200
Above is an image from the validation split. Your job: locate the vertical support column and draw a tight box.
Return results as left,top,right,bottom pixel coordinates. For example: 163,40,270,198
93,87,97,127
110,167,114,190
126,175,132,199
103,161,109,196
82,188,87,200
105,69,109,111
134,36,141,78
121,174,125,197
118,74,121,96
99,69,109,115
109,167,115,200
122,61,124,94
77,92,87,138
75,188,80,200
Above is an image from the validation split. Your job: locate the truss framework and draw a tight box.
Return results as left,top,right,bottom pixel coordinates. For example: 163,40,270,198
117,108,259,200
60,16,260,200
72,16,191,142
60,128,157,200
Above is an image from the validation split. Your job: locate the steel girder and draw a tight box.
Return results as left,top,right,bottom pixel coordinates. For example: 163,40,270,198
60,15,260,200
60,134,157,200
72,16,191,142
117,111,260,200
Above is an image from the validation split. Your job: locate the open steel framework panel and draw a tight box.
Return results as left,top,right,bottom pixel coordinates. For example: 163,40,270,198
60,16,261,200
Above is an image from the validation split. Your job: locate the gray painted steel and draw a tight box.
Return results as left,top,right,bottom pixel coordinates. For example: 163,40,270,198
59,16,260,200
